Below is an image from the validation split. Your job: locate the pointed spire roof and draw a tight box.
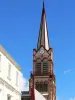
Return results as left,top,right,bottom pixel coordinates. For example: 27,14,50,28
37,1,50,51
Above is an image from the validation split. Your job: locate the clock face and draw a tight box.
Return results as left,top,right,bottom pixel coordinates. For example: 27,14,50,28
40,50,44,54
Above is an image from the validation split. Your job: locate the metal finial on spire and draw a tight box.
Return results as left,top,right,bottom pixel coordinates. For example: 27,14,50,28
42,0,45,15
43,0,44,9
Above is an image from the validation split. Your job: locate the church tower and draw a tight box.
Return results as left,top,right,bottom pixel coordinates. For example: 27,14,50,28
29,2,56,100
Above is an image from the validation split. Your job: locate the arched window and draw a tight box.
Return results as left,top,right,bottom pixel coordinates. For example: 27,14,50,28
36,58,41,74
36,82,40,91
36,82,48,92
44,83,48,92
43,59,48,73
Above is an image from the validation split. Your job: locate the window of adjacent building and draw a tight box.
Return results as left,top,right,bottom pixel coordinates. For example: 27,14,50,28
43,59,48,73
0,89,2,100
36,58,41,74
36,82,48,92
0,55,1,71
7,63,11,79
16,71,19,85
7,95,11,100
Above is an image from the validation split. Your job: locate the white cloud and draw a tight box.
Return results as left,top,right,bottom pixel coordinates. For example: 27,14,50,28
70,97,75,100
64,69,72,74
19,72,29,91
56,96,59,100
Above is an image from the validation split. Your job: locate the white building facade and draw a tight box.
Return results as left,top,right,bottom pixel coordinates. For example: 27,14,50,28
0,45,22,100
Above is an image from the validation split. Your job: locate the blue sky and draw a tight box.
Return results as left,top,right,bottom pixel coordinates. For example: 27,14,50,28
0,0,75,100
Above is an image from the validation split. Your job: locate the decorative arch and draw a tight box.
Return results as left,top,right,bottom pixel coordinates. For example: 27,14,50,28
42,57,48,61
36,58,41,62
44,80,48,84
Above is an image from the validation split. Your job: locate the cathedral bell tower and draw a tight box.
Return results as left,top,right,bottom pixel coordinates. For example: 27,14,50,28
29,2,56,100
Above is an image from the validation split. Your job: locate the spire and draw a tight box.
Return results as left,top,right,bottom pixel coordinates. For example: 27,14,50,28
37,1,50,50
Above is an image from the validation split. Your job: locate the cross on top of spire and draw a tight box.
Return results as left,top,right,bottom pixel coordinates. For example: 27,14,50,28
42,0,45,14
